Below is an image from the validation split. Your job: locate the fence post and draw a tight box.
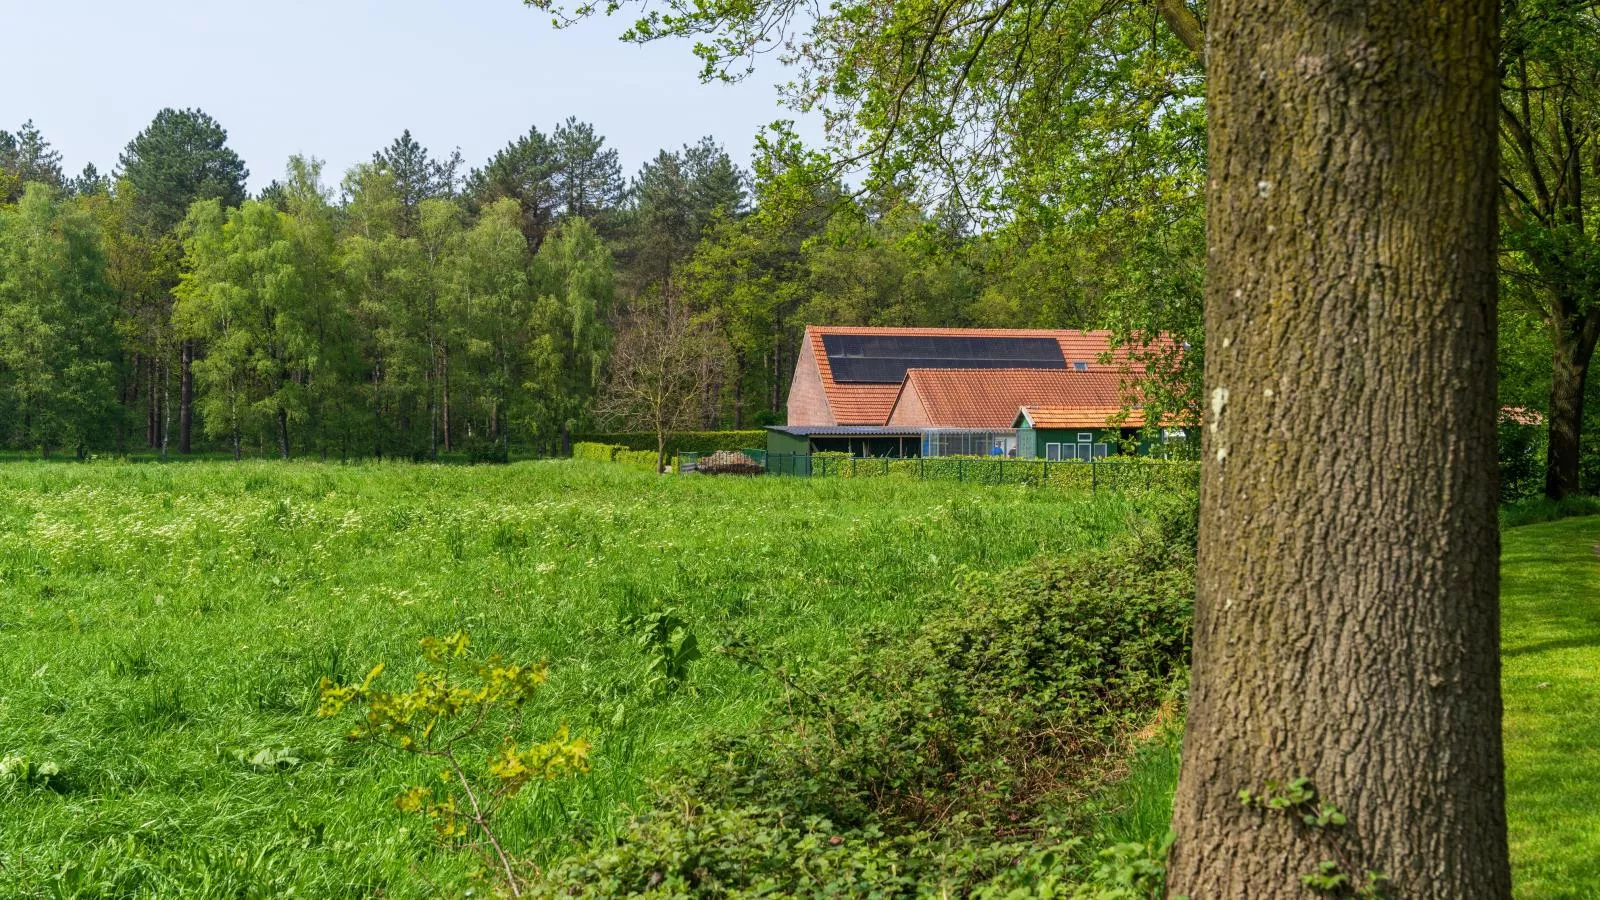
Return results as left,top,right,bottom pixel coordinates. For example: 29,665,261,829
1091,456,1098,493
998,459,1004,484
958,458,964,482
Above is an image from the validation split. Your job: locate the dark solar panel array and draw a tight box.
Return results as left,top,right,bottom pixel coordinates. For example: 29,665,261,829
822,334,1066,383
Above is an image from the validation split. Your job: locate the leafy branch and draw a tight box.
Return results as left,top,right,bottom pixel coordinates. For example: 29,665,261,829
317,632,590,896
1238,777,1386,898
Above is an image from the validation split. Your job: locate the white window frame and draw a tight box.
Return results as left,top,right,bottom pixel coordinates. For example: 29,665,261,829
1077,432,1094,443
1045,443,1061,461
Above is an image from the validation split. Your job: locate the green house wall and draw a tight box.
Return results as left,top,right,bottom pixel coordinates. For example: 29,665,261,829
766,430,810,458
1028,427,1138,458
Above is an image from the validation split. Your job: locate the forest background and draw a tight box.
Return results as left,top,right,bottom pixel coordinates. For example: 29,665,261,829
0,0,1584,499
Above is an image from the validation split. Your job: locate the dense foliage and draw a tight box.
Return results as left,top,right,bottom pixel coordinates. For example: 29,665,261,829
0,105,1207,459
538,506,1196,896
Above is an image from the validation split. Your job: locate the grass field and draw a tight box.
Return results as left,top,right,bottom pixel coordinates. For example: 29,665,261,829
1502,515,1600,898
0,460,1148,897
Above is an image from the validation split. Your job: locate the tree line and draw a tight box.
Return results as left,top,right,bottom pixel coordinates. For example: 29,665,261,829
3,2,1596,497
0,108,1207,461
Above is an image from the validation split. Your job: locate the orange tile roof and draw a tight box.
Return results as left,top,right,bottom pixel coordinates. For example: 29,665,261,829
807,326,1149,425
1020,405,1147,429
893,368,1138,429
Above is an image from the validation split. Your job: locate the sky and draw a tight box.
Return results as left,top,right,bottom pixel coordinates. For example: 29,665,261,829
0,0,819,193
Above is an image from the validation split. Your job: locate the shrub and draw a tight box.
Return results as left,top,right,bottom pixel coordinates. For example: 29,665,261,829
463,437,511,465
1501,494,1600,528
537,515,1196,896
572,442,622,464
809,454,1201,493
615,449,660,472
318,633,589,896
1499,421,1546,502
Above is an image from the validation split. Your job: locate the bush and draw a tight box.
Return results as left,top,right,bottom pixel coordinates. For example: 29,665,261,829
1499,421,1546,502
616,449,660,472
537,513,1197,897
809,454,1201,493
463,437,510,464
572,442,622,464
575,431,767,456
1501,494,1600,528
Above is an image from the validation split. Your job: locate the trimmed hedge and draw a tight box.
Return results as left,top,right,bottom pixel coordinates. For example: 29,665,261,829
572,442,621,464
615,449,660,471
573,441,665,472
810,453,1201,493
574,431,767,455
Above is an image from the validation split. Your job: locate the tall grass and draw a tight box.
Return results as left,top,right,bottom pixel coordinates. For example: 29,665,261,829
0,459,1158,896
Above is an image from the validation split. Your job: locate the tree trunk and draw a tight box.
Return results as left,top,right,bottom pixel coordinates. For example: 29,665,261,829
1544,315,1599,499
277,406,290,460
656,429,668,475
1168,2,1509,897
147,357,158,449
442,345,453,454
734,350,746,429
179,339,194,454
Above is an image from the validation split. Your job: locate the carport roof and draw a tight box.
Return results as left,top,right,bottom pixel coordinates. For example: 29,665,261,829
766,425,926,436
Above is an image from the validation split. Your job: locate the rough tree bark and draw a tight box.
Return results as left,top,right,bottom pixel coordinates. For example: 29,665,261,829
1168,1,1510,896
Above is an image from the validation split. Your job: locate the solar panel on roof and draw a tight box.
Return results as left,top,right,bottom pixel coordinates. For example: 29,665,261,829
822,334,1065,383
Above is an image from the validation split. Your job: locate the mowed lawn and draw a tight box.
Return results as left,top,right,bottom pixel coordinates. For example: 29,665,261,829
1502,516,1600,898
0,460,1144,897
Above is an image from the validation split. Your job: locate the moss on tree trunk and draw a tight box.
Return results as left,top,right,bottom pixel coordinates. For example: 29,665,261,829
1168,1,1510,895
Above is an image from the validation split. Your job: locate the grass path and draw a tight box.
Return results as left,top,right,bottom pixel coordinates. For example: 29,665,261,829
1502,516,1600,898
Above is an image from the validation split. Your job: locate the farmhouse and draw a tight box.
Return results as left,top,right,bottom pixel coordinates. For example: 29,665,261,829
767,325,1175,460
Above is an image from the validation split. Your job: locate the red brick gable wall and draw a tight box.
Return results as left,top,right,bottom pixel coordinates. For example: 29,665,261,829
786,333,835,425
885,380,933,426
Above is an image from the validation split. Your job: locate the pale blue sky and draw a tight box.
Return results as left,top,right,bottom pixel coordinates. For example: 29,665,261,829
0,0,816,192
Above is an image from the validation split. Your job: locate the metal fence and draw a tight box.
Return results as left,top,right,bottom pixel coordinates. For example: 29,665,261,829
760,453,1200,493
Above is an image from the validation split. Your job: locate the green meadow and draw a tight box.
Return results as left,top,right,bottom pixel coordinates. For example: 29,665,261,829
1501,515,1600,897
0,460,1144,896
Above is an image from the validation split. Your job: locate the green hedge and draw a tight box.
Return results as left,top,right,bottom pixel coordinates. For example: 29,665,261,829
572,441,665,472
615,449,660,472
574,431,767,455
572,442,621,463
809,454,1201,492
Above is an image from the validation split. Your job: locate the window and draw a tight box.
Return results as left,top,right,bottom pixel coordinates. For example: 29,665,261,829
1093,443,1110,458
1073,361,1089,372
1077,432,1094,443
1061,443,1080,461
1045,443,1061,461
